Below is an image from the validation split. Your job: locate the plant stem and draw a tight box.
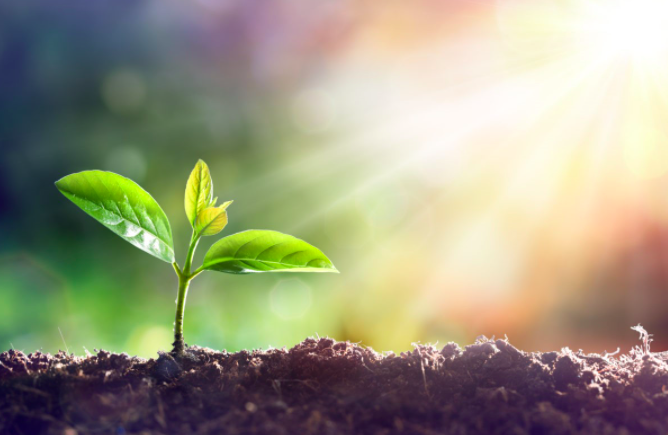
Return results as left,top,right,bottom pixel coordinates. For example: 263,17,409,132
183,230,199,275
172,275,191,355
172,230,200,355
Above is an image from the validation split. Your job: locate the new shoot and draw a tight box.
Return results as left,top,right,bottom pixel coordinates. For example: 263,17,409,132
55,160,337,356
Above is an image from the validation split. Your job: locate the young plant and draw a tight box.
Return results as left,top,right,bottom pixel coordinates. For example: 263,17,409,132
55,160,337,355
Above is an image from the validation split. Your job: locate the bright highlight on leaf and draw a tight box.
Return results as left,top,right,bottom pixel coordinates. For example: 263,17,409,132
56,160,337,356
55,170,175,263
185,159,213,226
202,230,338,274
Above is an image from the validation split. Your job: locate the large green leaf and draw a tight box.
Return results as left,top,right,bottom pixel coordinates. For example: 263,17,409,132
185,159,213,227
202,230,338,274
55,170,175,263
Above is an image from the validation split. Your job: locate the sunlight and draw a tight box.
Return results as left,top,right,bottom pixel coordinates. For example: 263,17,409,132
185,0,668,352
581,0,668,64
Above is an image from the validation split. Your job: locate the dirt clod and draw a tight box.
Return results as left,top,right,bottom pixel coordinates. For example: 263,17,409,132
1,337,668,434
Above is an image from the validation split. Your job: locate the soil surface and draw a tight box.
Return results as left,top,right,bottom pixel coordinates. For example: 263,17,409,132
1,336,668,435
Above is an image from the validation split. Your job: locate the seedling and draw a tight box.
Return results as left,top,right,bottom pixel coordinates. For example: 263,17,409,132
55,160,337,355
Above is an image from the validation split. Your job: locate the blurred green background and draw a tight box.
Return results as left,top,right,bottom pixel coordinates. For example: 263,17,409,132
3,0,668,357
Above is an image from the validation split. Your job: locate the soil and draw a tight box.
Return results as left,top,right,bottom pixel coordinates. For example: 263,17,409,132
1,336,668,435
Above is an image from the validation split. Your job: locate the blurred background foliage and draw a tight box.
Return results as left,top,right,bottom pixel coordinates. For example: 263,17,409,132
2,0,668,357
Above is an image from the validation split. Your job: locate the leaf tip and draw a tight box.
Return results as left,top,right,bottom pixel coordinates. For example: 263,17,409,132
323,262,339,273
54,173,76,194
219,200,234,211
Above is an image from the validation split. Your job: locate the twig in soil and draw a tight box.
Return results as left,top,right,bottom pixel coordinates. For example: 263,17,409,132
603,348,620,358
155,395,167,429
420,358,429,397
360,360,375,374
631,324,652,355
272,379,283,401
14,385,51,398
413,345,431,398
58,327,69,355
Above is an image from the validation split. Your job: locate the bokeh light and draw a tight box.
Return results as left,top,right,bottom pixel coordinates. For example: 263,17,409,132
3,0,668,357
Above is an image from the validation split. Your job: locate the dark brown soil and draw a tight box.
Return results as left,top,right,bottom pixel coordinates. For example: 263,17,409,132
1,336,668,435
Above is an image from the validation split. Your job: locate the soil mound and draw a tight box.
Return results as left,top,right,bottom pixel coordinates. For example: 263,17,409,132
1,336,668,434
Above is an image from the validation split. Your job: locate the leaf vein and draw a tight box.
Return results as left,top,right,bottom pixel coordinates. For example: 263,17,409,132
81,173,171,252
279,250,307,264
254,241,290,260
231,235,265,258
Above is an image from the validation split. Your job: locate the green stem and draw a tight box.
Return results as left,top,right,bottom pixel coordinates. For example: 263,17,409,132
172,275,191,355
172,230,200,355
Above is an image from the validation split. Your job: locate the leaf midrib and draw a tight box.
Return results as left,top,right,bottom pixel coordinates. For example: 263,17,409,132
204,253,324,269
196,208,226,236
189,162,210,224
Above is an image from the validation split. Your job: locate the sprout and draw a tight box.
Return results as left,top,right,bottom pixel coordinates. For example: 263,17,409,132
55,159,337,356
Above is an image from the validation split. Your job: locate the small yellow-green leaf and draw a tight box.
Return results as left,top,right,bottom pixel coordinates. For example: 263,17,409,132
210,196,218,207
202,230,338,274
185,160,213,227
195,207,228,237
218,200,233,211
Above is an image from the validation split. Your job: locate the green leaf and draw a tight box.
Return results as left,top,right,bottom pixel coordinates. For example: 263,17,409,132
194,200,233,237
185,159,213,227
55,170,175,263
195,207,228,237
217,200,233,212
202,230,338,274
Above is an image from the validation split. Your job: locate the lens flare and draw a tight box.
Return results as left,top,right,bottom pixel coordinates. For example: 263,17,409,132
580,0,668,64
